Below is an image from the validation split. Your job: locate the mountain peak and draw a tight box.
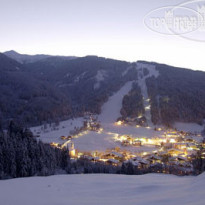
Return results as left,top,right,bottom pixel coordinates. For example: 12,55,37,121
4,50,19,54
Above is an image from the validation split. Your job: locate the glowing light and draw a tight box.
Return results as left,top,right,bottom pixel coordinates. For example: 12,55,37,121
170,139,176,143
115,121,123,126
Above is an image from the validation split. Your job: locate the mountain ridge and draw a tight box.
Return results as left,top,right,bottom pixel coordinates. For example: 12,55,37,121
1,51,205,128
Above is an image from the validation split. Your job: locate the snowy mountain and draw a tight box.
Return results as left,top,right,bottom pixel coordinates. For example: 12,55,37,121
0,173,205,205
1,52,205,128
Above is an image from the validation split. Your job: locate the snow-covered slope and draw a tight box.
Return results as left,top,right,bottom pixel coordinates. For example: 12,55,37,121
30,117,84,143
99,81,133,124
0,173,205,205
136,62,159,127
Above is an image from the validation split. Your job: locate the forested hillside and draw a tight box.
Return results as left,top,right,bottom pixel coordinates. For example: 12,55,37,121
0,53,136,127
0,53,72,127
1,51,205,128
145,62,205,126
0,122,71,179
120,82,144,120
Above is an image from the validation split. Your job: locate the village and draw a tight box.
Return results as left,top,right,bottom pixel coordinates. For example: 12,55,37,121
49,115,205,175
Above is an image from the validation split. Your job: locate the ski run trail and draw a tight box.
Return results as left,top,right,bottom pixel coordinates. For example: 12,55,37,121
99,62,159,128
136,62,159,127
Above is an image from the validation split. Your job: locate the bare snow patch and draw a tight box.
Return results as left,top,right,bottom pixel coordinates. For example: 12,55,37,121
174,122,204,133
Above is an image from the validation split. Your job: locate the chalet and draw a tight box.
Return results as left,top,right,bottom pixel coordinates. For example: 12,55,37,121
130,157,149,169
147,155,162,164
107,159,119,166
167,148,184,156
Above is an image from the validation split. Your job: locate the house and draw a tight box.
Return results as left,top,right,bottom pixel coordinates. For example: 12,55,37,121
107,159,119,166
167,148,184,156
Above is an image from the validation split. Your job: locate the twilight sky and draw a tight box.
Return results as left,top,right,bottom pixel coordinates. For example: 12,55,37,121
0,0,205,71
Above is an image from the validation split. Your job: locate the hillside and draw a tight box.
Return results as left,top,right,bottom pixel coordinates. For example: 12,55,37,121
145,62,205,126
0,173,205,205
0,53,72,127
0,53,136,127
1,51,205,128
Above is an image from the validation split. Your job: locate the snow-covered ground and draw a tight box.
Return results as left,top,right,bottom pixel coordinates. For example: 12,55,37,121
1,173,205,205
98,81,133,124
174,122,204,133
30,117,85,144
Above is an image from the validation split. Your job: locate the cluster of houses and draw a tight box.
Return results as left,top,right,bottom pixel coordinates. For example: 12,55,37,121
64,142,197,174
61,129,203,174
117,115,148,127
82,112,101,132
49,115,205,175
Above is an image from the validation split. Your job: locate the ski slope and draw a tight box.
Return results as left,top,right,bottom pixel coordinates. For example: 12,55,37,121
136,62,159,127
98,81,133,124
0,173,205,205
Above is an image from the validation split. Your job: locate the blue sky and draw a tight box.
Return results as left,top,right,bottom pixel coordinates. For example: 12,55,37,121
0,0,205,71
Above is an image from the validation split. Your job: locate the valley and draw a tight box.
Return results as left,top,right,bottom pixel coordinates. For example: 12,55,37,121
31,63,205,175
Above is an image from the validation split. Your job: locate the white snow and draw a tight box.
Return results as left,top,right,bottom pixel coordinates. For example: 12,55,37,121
174,122,204,133
70,129,157,152
94,70,106,90
0,173,205,205
30,118,85,144
98,81,133,124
